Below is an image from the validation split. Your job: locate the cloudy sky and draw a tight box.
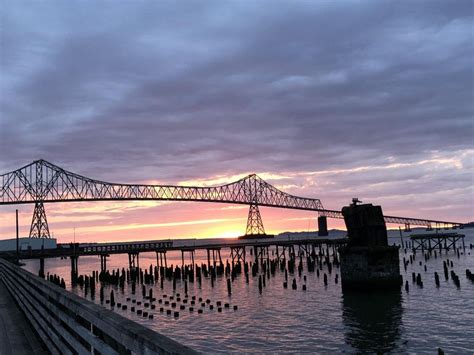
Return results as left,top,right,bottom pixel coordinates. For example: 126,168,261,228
1,0,473,242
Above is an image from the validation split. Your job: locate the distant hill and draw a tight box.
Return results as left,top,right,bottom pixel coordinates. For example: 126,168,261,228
461,221,474,228
277,230,347,238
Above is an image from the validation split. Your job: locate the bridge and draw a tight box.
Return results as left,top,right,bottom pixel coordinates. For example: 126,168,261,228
0,159,463,239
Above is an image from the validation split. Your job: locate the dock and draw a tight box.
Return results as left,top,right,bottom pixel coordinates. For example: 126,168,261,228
0,258,197,354
409,232,465,252
0,235,348,278
0,279,47,354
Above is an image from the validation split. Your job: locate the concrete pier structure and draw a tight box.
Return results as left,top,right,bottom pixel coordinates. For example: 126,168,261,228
339,200,401,290
318,216,328,236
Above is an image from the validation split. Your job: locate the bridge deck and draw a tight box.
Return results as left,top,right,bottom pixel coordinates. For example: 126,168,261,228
409,232,464,240
0,235,348,260
0,280,47,354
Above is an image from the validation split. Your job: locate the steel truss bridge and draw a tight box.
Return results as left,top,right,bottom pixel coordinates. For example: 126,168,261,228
0,160,463,238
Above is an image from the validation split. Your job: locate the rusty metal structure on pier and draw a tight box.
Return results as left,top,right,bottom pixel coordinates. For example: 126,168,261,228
0,160,464,238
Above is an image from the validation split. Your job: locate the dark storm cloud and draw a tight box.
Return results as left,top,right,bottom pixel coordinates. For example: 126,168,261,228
1,0,473,186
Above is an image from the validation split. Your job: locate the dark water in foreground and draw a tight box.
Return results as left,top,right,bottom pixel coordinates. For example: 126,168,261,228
23,230,474,353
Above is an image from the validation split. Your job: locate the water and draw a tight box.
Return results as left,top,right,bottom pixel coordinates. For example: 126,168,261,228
23,229,474,353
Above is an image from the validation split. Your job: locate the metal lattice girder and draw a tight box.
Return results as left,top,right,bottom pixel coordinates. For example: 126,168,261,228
29,202,51,238
0,160,464,228
1,160,325,211
245,204,265,235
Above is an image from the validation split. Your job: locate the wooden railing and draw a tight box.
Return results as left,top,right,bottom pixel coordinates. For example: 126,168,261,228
0,258,197,355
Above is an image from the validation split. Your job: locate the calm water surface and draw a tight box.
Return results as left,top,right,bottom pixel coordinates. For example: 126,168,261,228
23,229,474,353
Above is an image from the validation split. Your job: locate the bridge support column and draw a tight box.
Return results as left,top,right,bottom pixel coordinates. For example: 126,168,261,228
230,246,246,264
298,244,311,257
275,245,286,262
253,245,268,264
206,248,222,269
128,252,139,271
70,256,78,284
38,258,45,278
181,249,195,269
156,250,167,269
339,201,401,291
100,254,109,272
318,216,328,236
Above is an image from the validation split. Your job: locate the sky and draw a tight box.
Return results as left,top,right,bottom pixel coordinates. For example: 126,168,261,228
0,0,473,243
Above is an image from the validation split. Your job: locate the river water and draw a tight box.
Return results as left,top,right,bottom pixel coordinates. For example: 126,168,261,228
22,229,474,353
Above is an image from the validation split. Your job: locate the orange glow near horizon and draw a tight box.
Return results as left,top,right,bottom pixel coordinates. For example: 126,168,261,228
0,198,467,244
0,201,347,243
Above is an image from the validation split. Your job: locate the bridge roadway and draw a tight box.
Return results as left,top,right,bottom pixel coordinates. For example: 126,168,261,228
0,234,348,261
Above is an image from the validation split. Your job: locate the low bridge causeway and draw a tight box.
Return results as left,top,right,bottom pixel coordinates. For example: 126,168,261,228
0,235,348,277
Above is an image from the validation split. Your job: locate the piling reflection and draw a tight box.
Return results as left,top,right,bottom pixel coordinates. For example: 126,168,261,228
342,290,403,353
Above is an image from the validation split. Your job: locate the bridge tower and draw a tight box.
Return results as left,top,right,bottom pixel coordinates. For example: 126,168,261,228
245,203,265,235
29,202,51,238
239,203,273,239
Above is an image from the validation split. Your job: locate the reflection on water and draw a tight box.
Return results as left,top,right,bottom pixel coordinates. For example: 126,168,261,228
342,289,402,353
20,231,474,352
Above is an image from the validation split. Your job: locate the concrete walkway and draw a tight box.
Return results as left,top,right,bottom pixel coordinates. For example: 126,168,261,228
0,280,48,355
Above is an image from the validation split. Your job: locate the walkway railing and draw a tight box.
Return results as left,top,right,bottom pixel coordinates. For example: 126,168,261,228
0,258,197,355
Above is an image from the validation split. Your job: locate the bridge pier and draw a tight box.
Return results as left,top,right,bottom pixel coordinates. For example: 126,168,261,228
100,254,109,272
410,233,465,252
289,245,296,259
206,248,222,269
318,216,328,236
230,246,246,264
181,249,195,269
156,250,167,269
128,252,140,271
275,245,286,262
404,223,411,232
253,245,269,264
298,244,311,257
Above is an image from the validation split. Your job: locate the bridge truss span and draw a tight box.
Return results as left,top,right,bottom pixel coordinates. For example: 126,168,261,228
0,160,463,238
1,160,325,210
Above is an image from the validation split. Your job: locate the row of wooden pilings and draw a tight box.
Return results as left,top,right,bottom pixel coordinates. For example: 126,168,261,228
53,241,342,286
80,243,343,319
60,242,343,311
401,241,473,293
